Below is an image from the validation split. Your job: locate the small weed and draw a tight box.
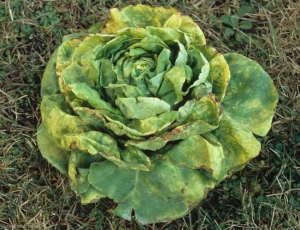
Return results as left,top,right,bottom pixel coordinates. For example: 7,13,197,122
211,4,253,44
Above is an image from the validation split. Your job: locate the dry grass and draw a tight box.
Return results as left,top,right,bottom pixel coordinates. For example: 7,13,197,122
0,0,299,229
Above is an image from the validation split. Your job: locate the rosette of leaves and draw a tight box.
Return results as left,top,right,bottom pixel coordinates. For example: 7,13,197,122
37,5,278,224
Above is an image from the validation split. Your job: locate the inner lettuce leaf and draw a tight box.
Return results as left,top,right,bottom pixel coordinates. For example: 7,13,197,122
37,4,278,225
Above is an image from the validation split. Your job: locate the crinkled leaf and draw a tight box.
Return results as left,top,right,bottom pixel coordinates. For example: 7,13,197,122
164,134,226,181
88,160,215,224
41,94,90,144
158,64,192,105
68,82,121,115
177,94,220,124
196,45,230,101
116,97,171,119
164,13,206,45
130,35,168,53
61,131,121,158
56,38,82,75
127,94,219,150
74,167,105,203
146,27,186,46
213,114,261,173
127,111,177,135
120,146,153,171
175,41,188,65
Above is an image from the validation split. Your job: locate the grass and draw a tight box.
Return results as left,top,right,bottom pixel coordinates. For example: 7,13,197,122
0,0,299,229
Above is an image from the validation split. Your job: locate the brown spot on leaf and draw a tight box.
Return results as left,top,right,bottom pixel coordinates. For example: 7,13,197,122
70,142,77,150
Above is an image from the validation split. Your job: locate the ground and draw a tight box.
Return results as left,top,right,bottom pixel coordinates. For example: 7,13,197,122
0,0,299,229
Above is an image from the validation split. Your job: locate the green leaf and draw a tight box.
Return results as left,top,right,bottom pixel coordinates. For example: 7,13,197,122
146,26,186,46
164,134,226,181
72,167,105,204
115,97,171,119
130,35,168,53
230,14,240,28
211,15,223,30
73,35,113,69
177,94,219,124
158,64,192,105
87,22,104,34
183,52,210,96
164,13,206,45
222,53,278,136
99,58,117,87
88,160,215,224
239,21,252,30
213,115,261,173
220,15,232,26
61,131,121,159
156,48,172,74
127,111,177,135
237,5,253,17
56,38,82,74
101,4,178,34
80,185,105,204
41,49,60,96
120,146,153,171
94,35,140,60
68,82,121,115
41,94,90,144
127,94,219,150
62,33,86,43
195,45,230,101
224,27,235,37
37,124,69,174
175,41,188,65
235,31,245,43
61,61,93,87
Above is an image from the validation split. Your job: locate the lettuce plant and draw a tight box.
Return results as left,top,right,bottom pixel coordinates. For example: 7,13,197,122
37,5,278,224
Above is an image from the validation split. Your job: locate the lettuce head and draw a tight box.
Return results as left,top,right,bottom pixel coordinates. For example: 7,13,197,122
37,4,278,224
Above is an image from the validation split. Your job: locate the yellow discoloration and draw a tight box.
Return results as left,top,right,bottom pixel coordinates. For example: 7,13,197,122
101,5,178,34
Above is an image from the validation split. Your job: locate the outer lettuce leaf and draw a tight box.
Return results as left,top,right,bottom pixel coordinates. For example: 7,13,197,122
163,134,226,181
40,49,60,97
222,53,278,136
37,124,69,174
101,5,178,34
88,160,215,224
213,115,261,173
212,53,278,173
